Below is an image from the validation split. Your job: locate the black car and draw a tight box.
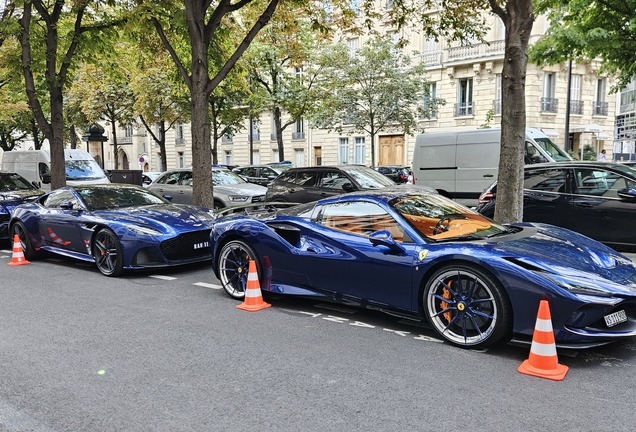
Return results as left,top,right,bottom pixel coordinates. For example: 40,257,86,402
232,164,289,186
0,171,45,239
265,165,396,203
374,165,412,184
476,161,636,251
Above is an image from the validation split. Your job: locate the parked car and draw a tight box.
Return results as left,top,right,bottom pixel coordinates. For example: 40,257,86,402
232,164,289,186
9,184,217,276
0,171,45,240
476,161,636,251
265,165,396,203
142,171,163,187
374,165,412,184
210,189,636,349
147,168,266,209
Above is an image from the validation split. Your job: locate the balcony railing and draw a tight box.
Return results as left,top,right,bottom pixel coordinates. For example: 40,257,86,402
492,99,502,115
593,101,608,116
569,100,584,115
454,102,474,117
292,132,305,140
420,37,541,66
541,97,558,113
117,136,133,144
175,137,185,145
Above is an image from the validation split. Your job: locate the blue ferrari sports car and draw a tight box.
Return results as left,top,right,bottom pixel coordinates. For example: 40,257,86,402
210,189,636,349
10,184,216,276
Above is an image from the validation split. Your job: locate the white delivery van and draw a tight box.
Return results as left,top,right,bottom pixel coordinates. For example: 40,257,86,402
1,149,110,190
412,127,572,206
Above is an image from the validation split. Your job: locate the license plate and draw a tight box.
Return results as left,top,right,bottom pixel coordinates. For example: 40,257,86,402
604,310,627,327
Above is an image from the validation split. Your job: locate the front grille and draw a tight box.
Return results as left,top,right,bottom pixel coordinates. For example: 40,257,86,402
251,195,265,203
160,229,212,261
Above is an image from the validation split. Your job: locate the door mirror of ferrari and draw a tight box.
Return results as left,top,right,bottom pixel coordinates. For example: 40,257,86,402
342,182,354,192
369,230,405,253
617,188,636,201
60,201,75,210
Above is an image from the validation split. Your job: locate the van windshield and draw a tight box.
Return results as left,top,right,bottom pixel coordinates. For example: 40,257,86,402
534,138,573,161
66,159,107,180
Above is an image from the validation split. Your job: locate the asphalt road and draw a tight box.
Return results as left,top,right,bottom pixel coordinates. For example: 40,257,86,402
1,245,636,431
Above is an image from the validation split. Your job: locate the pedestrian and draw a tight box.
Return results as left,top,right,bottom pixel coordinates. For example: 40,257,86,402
597,149,607,162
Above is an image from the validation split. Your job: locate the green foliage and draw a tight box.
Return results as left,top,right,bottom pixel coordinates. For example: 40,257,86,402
530,0,636,90
479,109,495,129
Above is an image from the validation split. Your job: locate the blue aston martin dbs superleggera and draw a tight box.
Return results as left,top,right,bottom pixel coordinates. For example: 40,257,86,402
210,188,636,349
10,184,216,276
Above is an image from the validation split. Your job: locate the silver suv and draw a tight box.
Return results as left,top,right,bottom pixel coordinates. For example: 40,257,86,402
147,168,267,209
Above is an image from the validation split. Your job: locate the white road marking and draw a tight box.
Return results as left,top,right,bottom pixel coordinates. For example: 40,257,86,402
322,315,349,323
383,329,411,337
350,321,375,328
193,282,222,290
0,249,12,254
298,311,322,318
414,334,443,343
149,275,177,281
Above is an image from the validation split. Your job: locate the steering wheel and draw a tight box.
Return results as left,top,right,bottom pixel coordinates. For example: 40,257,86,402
433,217,452,235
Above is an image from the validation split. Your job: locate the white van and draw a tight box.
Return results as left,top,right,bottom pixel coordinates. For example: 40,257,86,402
1,149,110,190
412,127,572,206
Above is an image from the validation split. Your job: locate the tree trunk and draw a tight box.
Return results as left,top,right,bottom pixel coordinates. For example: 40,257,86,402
274,106,285,161
159,121,167,171
48,86,66,189
492,1,534,224
70,124,77,149
110,119,119,170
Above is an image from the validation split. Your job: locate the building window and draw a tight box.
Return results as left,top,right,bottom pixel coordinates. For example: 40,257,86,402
178,152,184,168
569,74,584,115
293,119,305,139
421,82,438,119
295,67,303,83
497,17,505,40
620,81,636,113
455,78,473,116
295,149,305,167
224,151,232,165
541,72,558,113
493,74,502,115
594,78,608,116
251,120,260,141
175,122,185,144
338,138,350,164
272,149,279,162
350,0,360,15
354,137,365,164
221,133,233,143
125,125,133,137
386,0,393,10
252,151,260,164
347,38,359,57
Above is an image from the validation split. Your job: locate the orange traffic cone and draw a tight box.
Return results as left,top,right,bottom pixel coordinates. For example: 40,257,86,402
7,234,30,266
237,260,271,312
518,299,568,381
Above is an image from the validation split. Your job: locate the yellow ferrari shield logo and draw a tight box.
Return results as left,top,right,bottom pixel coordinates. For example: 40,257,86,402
418,250,428,261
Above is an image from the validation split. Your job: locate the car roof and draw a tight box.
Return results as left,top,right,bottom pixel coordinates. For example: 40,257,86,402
285,165,371,171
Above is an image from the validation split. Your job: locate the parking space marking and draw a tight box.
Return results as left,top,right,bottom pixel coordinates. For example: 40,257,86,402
149,275,177,281
193,282,222,290
0,249,11,254
313,302,359,314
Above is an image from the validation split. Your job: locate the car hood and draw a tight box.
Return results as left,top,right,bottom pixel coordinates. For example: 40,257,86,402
214,182,267,196
500,223,636,285
94,204,216,230
0,190,43,210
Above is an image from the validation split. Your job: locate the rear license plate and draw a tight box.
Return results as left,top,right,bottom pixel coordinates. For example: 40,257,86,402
604,310,627,327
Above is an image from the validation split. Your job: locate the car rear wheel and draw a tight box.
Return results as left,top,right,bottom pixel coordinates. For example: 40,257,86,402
10,221,37,260
92,228,124,277
217,240,261,300
423,263,511,348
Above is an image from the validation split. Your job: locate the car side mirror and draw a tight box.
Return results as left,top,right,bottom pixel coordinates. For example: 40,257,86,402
60,201,75,210
42,173,51,184
617,188,636,201
163,194,173,201
369,230,405,253
342,182,354,192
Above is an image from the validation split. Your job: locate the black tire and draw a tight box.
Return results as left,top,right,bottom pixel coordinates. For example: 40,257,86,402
217,240,261,300
91,228,124,277
10,221,37,260
213,200,225,210
423,263,511,348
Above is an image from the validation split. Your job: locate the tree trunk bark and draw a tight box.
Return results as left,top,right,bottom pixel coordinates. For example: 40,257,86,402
274,107,285,161
493,1,534,224
110,119,119,170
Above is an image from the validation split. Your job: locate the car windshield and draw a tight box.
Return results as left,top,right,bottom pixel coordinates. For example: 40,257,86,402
342,166,396,188
65,159,107,180
0,173,36,192
391,193,509,241
212,170,247,186
77,186,168,210
534,138,573,162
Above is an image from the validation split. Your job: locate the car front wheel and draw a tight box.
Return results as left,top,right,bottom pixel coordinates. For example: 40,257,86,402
423,263,511,348
92,228,124,277
10,221,37,260
217,240,261,300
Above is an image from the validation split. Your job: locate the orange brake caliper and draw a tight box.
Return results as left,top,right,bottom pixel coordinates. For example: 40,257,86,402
441,280,453,323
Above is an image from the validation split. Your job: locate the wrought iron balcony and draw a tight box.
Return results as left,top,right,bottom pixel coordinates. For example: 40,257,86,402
292,132,305,140
454,102,474,117
175,137,185,145
492,99,502,115
593,101,608,116
569,100,584,115
540,97,558,113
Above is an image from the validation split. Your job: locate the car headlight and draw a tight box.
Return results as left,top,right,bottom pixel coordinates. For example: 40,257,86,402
542,273,614,297
228,195,249,202
128,225,163,236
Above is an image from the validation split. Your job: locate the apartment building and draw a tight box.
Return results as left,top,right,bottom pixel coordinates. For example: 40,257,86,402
98,9,617,172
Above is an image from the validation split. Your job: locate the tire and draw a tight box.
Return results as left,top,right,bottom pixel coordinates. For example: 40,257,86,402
423,263,511,348
213,200,225,210
217,240,261,300
91,228,124,277
10,221,37,260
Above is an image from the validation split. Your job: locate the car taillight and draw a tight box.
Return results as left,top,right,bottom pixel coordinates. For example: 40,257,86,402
478,190,494,205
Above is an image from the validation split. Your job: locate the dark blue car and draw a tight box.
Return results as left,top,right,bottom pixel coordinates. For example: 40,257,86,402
0,172,44,239
210,189,636,349
10,184,216,276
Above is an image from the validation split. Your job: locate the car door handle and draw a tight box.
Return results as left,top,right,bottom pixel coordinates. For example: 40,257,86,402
483,174,494,178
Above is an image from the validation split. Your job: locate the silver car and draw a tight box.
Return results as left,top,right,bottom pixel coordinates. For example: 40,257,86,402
147,168,267,209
